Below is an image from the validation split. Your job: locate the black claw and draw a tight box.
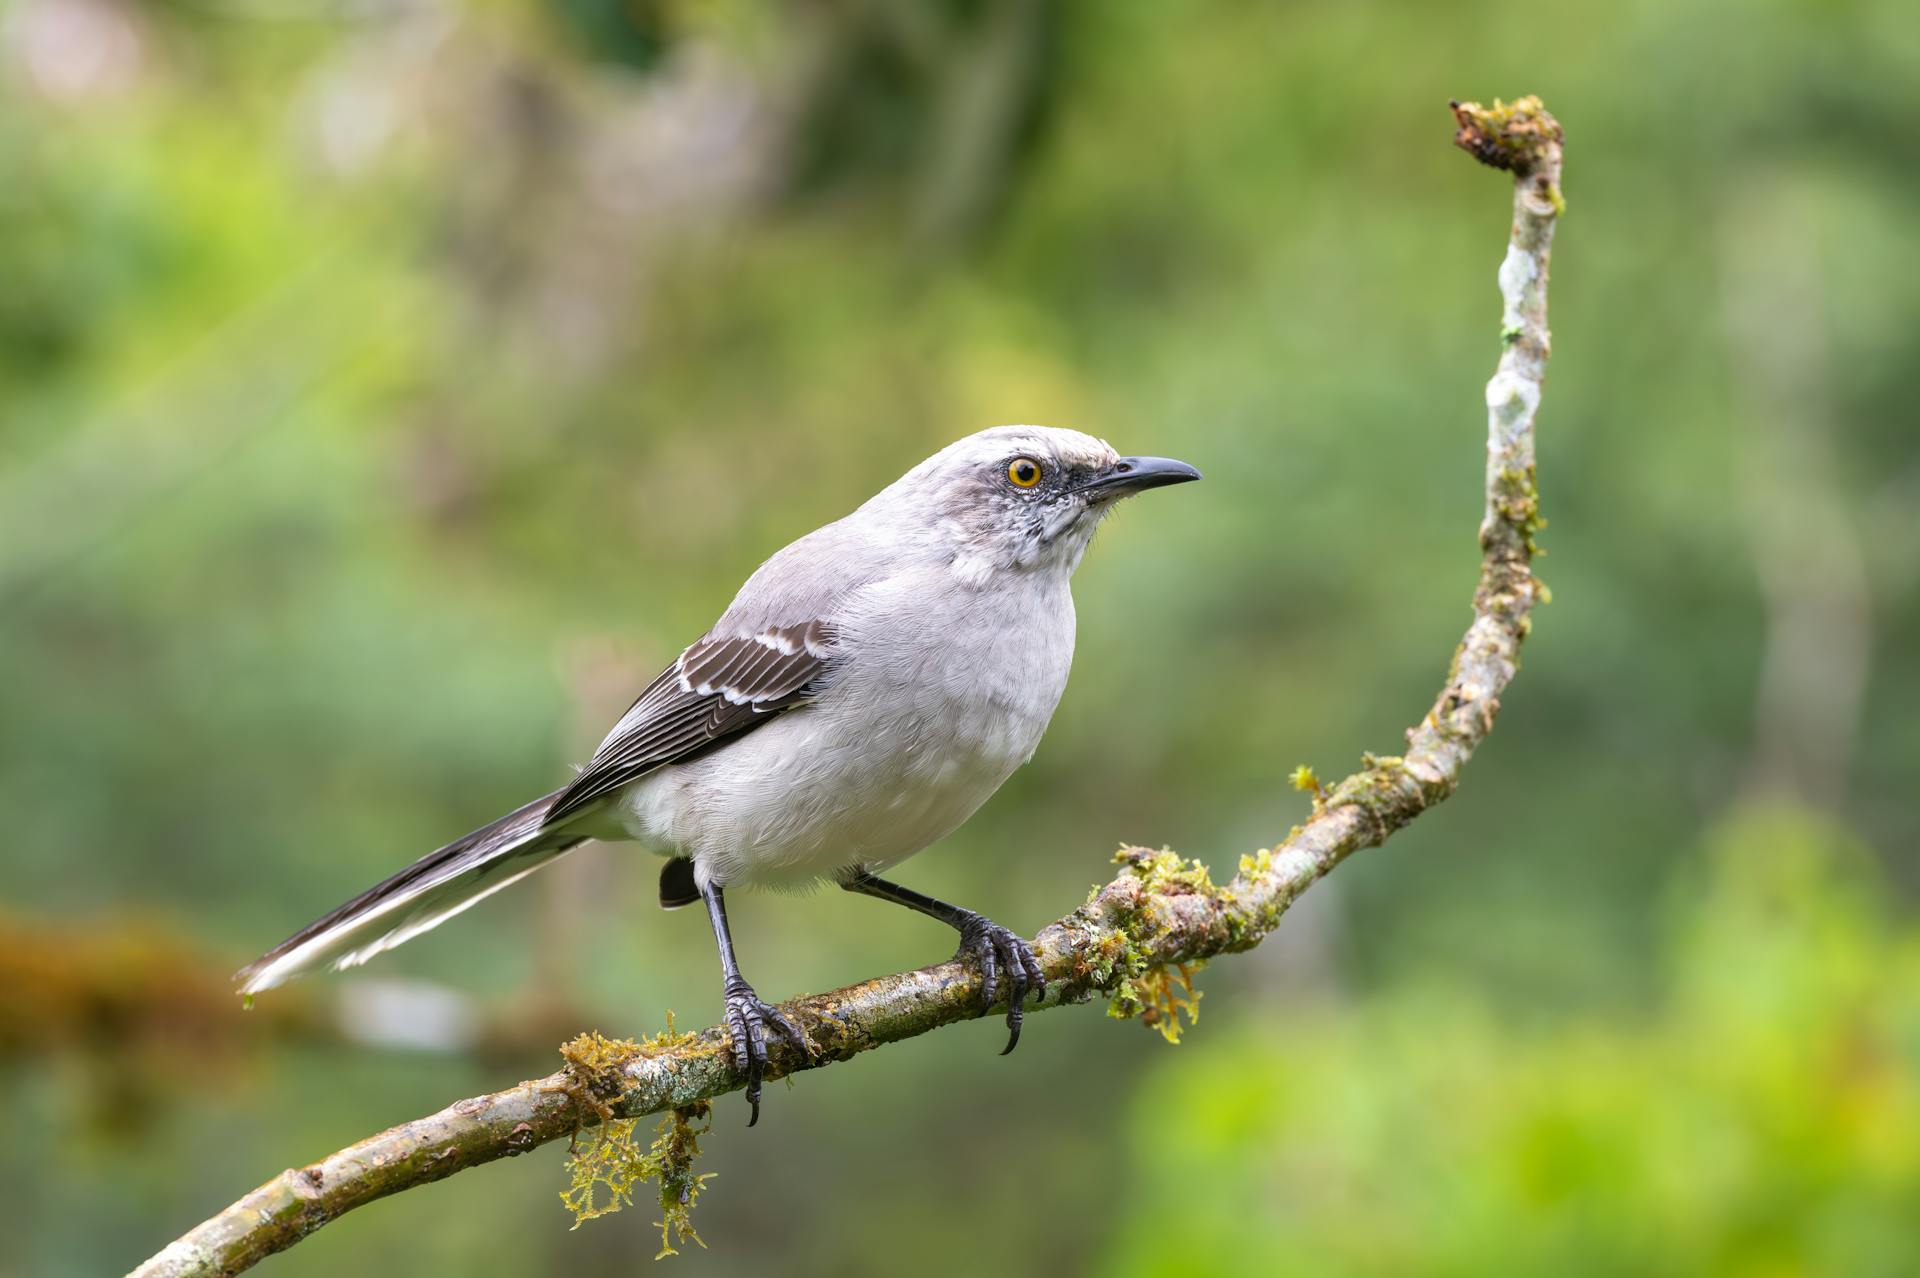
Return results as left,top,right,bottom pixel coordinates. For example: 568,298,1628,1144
955,914,1043,1056
1001,1002,1024,1055
722,979,810,1127
1001,947,1029,1056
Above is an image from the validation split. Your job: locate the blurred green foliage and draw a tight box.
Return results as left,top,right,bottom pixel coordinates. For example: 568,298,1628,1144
1,0,1916,1273
1111,807,1920,1277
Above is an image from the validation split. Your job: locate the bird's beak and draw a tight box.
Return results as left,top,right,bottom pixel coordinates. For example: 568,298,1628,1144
1079,455,1204,499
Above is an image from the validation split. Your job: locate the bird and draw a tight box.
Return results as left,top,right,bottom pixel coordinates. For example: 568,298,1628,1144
236,425,1201,1122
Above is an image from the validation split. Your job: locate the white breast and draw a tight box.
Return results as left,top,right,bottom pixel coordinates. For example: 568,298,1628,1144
618,565,1077,890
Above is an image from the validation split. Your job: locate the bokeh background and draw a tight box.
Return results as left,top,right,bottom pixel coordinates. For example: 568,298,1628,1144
4,0,1919,1274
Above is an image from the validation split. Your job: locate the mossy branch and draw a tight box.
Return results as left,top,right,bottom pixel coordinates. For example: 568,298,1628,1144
128,95,1561,1278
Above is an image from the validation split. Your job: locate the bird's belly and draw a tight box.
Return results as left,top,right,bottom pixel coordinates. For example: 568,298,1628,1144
622,686,1051,891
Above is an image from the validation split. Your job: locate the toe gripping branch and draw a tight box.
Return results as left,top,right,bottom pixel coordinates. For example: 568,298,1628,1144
719,977,809,1127
705,870,1048,1124
700,879,812,1126
842,870,1046,1054
951,911,1048,1054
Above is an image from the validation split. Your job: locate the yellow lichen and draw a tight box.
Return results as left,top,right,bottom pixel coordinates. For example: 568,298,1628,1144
556,1014,715,1257
1114,845,1216,897
559,1016,701,1096
1102,848,1215,1042
560,1029,641,1076
1109,961,1204,1044
560,1103,715,1257
1448,95,1562,175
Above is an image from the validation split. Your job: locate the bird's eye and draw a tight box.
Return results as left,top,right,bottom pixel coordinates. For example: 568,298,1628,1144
1007,457,1043,488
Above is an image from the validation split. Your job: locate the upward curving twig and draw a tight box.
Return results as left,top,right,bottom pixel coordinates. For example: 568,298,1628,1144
130,96,1562,1278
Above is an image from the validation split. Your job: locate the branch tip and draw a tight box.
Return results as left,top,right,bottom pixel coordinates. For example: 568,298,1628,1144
1449,94,1563,178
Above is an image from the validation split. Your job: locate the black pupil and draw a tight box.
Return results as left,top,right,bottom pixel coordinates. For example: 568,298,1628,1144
1015,462,1036,483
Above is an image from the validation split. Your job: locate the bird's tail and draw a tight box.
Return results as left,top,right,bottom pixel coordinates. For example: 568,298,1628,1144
235,789,587,997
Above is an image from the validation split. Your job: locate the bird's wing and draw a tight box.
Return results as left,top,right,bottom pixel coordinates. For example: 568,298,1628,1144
543,618,839,826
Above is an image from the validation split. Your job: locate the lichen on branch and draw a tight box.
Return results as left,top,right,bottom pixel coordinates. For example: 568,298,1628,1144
555,1019,718,1253
1450,95,1563,177
1100,847,1216,1041
559,1103,715,1257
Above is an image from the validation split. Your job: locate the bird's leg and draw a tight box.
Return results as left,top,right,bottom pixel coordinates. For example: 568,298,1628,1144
840,870,1046,1054
699,879,808,1126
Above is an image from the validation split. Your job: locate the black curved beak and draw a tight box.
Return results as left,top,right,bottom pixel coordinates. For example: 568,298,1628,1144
1079,455,1204,499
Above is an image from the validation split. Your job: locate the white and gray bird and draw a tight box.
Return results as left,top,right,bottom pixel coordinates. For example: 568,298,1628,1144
237,425,1201,1121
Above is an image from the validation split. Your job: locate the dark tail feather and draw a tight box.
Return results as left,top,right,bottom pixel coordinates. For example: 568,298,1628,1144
236,789,585,996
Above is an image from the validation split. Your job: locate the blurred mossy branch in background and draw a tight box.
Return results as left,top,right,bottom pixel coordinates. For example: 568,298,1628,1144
130,95,1562,1278
0,914,315,1141
0,912,605,1121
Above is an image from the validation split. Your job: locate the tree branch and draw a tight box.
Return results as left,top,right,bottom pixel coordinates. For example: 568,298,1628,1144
130,95,1562,1278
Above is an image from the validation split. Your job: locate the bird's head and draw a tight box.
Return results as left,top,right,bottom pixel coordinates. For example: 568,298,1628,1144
870,425,1201,582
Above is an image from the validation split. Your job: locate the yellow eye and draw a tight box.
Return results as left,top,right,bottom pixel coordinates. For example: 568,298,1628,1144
1007,457,1043,488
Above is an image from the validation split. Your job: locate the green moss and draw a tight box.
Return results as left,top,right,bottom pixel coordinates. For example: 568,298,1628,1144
557,1014,715,1257
1079,929,1134,987
1114,845,1217,897
1320,753,1453,838
561,1029,639,1076
1448,94,1562,177
560,1103,715,1257
560,1016,700,1079
1289,764,1326,803
1108,961,1204,1044
1100,847,1216,1042
1493,463,1546,553
1221,847,1289,946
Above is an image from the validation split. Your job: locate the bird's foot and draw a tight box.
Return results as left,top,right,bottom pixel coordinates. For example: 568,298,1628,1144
721,977,810,1126
952,913,1047,1055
